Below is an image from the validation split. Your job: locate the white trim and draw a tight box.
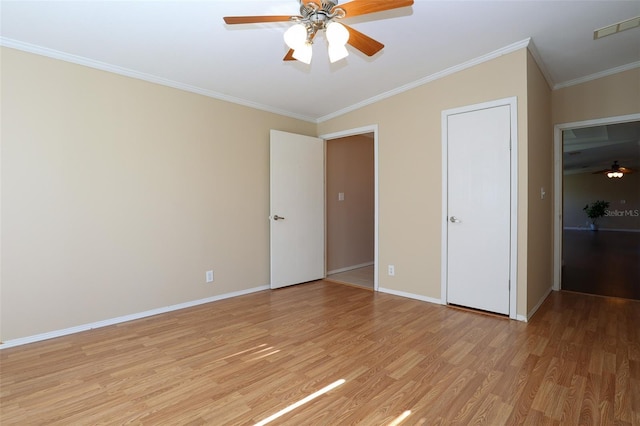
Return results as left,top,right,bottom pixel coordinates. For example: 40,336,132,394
3,36,529,125
0,37,317,124
526,40,555,89
553,61,640,90
553,113,640,291
317,39,531,123
327,261,374,276
5,35,637,124
0,285,269,350
378,287,442,306
527,287,553,321
441,97,519,320
320,125,379,292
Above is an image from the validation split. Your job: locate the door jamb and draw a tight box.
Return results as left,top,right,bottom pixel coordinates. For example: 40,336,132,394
319,125,379,291
441,97,519,319
552,113,640,291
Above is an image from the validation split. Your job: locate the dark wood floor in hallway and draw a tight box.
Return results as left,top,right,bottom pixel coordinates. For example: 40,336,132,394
1,281,639,425
562,229,640,300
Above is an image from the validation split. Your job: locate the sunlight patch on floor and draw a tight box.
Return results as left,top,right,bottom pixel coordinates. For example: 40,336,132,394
387,410,412,426
254,379,346,425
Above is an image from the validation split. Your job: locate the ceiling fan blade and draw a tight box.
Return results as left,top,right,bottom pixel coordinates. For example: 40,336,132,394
337,0,414,18
284,49,296,61
223,15,294,24
592,167,635,174
344,24,384,56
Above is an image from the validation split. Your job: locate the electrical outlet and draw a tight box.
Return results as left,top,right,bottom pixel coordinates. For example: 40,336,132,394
206,270,214,283
388,265,395,276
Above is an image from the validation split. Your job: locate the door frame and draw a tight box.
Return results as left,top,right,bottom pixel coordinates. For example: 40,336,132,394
319,125,379,291
441,97,519,319
552,112,640,291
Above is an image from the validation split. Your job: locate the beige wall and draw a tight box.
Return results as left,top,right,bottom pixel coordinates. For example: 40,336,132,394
9,43,614,341
552,68,640,124
564,172,640,230
525,51,553,314
318,49,530,317
326,135,375,272
0,47,315,341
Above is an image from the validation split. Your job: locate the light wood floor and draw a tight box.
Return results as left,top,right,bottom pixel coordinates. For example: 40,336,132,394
326,265,374,290
1,281,639,425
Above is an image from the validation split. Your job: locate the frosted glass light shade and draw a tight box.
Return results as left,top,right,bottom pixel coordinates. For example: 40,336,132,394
328,44,349,63
284,24,307,49
326,22,349,45
293,43,313,64
326,22,349,63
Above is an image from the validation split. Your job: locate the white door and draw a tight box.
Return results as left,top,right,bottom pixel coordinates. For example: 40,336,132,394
446,105,511,315
270,130,325,289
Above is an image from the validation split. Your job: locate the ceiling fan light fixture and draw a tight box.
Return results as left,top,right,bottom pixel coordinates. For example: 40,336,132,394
224,0,414,63
326,22,349,45
292,42,313,64
326,22,349,63
284,23,308,49
607,171,624,178
328,43,349,63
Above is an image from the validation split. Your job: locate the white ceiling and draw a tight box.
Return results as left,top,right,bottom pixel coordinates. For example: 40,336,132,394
1,0,639,122
563,121,640,175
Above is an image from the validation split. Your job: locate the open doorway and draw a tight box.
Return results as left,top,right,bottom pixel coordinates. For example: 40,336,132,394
321,127,378,290
555,118,640,300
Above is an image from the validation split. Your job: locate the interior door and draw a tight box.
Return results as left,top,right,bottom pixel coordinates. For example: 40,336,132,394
270,130,325,289
446,105,511,315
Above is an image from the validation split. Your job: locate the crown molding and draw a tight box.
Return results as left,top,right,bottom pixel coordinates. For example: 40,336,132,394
526,39,555,89
0,37,318,123
5,35,636,124
317,38,533,123
553,61,640,90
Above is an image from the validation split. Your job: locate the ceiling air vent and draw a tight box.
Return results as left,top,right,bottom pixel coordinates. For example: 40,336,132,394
594,16,640,40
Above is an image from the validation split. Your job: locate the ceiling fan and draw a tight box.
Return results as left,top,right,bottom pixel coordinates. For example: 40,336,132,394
223,0,414,64
593,160,635,178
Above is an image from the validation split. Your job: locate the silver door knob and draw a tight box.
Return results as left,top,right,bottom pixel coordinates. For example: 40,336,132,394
273,215,285,221
449,216,461,223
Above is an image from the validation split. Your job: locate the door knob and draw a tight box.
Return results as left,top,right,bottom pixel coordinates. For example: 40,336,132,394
449,216,461,223
273,215,285,221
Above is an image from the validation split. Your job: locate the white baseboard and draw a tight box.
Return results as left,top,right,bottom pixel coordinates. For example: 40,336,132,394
0,285,269,350
526,286,554,322
380,287,533,322
563,226,640,233
378,287,442,305
327,261,374,276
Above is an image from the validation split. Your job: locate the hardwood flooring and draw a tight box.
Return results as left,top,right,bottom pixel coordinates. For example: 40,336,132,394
326,266,374,290
562,230,640,300
1,281,639,425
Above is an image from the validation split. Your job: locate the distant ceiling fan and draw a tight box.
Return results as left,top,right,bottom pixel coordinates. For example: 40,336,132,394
223,0,414,64
593,160,635,178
